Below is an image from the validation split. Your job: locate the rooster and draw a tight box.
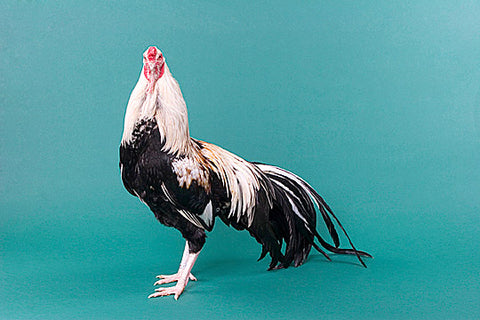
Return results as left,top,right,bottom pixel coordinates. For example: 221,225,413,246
119,46,371,300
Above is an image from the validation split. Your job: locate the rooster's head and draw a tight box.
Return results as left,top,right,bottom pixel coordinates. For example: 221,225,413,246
143,46,165,92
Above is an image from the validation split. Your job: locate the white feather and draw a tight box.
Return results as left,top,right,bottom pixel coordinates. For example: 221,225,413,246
199,142,273,226
121,64,191,156
172,157,209,189
199,201,213,227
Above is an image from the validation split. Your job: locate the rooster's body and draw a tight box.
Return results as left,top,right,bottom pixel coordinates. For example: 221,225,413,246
120,46,370,299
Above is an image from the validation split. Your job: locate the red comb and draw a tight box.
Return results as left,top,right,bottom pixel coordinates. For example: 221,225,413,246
146,46,159,61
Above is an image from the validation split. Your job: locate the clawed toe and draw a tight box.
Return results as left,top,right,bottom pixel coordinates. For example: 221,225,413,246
153,272,197,286
148,283,186,300
154,274,177,285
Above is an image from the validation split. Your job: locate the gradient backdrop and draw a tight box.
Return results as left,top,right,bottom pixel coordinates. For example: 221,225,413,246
2,1,479,319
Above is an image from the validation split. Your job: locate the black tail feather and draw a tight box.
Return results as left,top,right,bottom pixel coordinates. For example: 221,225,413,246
310,191,371,267
312,242,332,261
315,231,372,257
318,204,340,248
253,163,371,269
257,245,268,261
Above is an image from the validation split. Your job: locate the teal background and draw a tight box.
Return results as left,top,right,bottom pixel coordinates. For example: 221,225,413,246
2,1,479,319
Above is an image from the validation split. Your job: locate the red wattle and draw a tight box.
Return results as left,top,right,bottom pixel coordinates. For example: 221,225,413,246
158,63,165,78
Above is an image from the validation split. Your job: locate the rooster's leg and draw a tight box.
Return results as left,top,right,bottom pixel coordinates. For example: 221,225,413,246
153,242,197,286
148,242,199,300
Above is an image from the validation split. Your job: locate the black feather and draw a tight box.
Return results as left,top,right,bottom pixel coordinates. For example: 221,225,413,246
120,118,210,252
120,119,370,271
252,163,371,269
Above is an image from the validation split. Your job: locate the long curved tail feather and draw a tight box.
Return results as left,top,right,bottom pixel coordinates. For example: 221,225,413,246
254,163,371,268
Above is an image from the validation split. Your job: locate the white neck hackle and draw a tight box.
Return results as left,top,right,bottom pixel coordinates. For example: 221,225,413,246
121,64,192,155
